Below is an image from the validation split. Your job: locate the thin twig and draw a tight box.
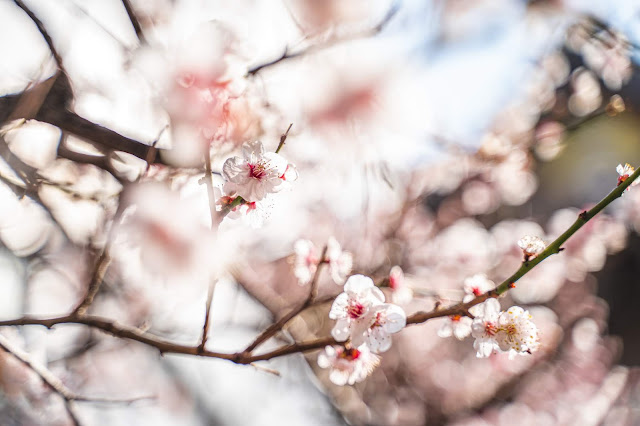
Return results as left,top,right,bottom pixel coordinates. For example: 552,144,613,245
120,0,146,44
71,249,111,316
275,123,293,154
202,148,218,228
198,282,215,353
13,0,64,68
246,3,399,76
242,246,328,354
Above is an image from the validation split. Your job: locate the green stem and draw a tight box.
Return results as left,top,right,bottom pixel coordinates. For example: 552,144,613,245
408,164,640,324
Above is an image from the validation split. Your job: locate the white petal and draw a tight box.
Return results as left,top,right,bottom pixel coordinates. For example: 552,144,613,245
344,274,374,294
379,304,406,334
331,319,351,342
329,293,349,319
367,327,392,353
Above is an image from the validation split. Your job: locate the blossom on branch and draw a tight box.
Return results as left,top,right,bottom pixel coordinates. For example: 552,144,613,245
617,163,638,189
471,298,502,358
438,314,473,340
293,239,320,285
471,299,540,358
317,345,380,386
360,303,407,353
329,275,385,343
495,306,540,358
388,265,413,304
517,235,546,260
222,140,297,202
327,237,353,284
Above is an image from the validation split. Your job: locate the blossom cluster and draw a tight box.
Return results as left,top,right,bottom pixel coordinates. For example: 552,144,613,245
217,140,298,226
293,237,353,285
319,274,407,385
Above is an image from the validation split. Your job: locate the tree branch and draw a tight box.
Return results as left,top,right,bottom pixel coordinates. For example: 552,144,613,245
120,0,146,44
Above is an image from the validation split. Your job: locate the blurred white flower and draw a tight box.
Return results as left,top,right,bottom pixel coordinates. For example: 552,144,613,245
327,237,353,285
222,141,296,202
329,275,384,342
317,344,380,386
389,265,413,304
616,163,638,189
438,315,473,340
293,239,320,285
495,306,540,358
360,303,406,353
471,298,501,358
517,235,546,259
463,274,494,299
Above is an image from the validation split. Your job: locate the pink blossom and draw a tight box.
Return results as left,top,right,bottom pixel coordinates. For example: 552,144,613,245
388,266,413,304
329,275,384,343
317,345,380,386
293,239,320,285
222,141,296,202
360,303,407,353
327,237,353,285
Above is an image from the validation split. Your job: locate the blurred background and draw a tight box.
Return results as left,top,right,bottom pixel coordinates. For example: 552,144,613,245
1,0,640,425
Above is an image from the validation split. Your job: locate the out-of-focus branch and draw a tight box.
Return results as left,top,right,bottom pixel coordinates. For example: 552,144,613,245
0,166,636,367
197,282,215,353
71,250,111,316
0,333,153,426
246,3,399,76
242,245,328,354
275,123,293,154
13,0,64,68
120,0,146,44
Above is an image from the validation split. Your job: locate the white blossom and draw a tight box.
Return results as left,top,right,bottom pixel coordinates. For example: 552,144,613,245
327,237,353,285
517,235,546,259
329,275,384,343
438,315,473,340
293,239,320,285
463,274,494,299
317,345,380,386
617,163,638,189
471,298,502,358
495,306,540,358
389,266,413,304
222,140,297,202
360,303,407,353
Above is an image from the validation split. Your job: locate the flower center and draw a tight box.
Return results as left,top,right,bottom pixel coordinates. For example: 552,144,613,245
347,301,366,319
339,348,361,361
505,324,518,336
371,312,384,328
248,162,268,180
485,321,498,336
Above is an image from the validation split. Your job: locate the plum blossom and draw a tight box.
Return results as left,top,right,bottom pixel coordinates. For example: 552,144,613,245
293,239,320,285
439,274,494,340
471,299,540,358
495,306,540,358
517,235,546,260
327,237,353,285
222,140,297,202
360,303,407,353
329,275,384,343
471,298,502,358
463,274,495,300
617,163,638,189
388,265,413,304
317,345,380,386
438,314,473,340
214,187,272,228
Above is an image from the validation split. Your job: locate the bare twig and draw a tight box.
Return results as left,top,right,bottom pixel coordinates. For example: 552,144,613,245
275,123,293,154
13,0,64,68
242,246,328,354
72,250,111,316
246,3,399,76
0,333,154,425
120,0,146,44
198,282,215,353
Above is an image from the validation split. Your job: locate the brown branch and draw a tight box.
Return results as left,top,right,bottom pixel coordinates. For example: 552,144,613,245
71,250,111,316
13,0,64,68
246,3,399,76
120,0,146,44
197,282,215,353
242,246,328,354
275,123,293,154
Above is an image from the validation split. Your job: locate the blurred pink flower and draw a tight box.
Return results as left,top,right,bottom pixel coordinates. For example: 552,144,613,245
293,239,320,285
327,237,353,285
389,265,413,304
317,345,380,386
